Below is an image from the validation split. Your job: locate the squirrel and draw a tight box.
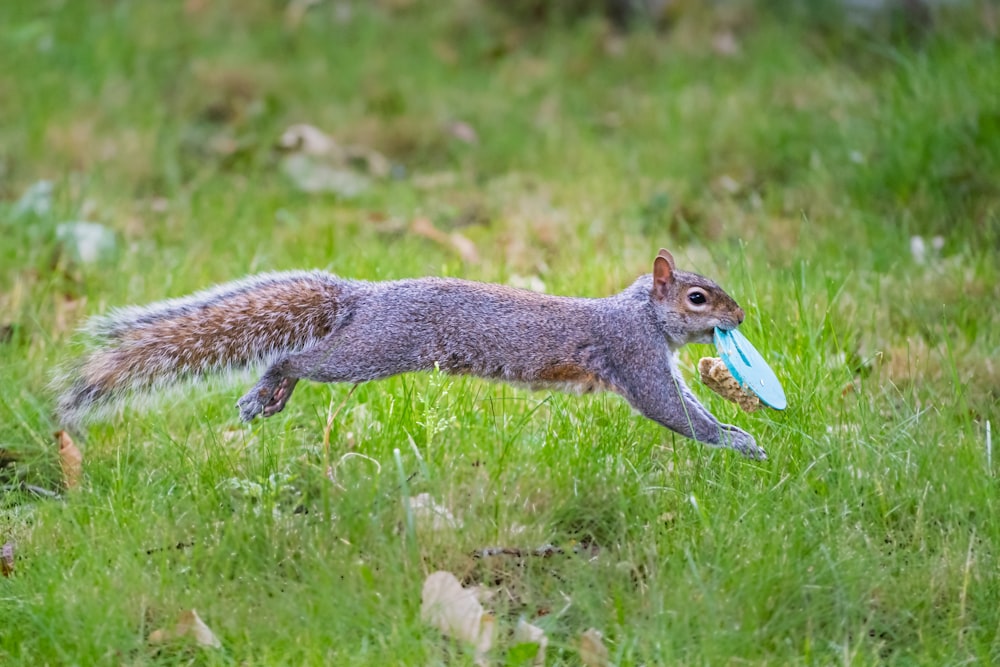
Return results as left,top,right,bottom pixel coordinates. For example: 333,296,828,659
56,249,767,459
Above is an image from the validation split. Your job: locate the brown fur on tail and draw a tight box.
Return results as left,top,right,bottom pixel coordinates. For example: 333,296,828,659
56,271,345,427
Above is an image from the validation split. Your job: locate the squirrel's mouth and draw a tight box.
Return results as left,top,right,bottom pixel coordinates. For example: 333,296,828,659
693,329,715,344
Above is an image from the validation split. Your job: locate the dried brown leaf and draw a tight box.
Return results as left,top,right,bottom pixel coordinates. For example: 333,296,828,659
513,619,548,666
281,155,371,197
446,121,478,145
55,430,82,489
0,448,18,469
285,0,320,28
278,124,390,178
409,493,461,531
52,295,86,336
183,0,208,15
580,627,610,667
1,542,14,577
149,609,222,648
421,571,494,662
279,123,342,157
712,31,741,57
410,217,479,263
411,171,460,190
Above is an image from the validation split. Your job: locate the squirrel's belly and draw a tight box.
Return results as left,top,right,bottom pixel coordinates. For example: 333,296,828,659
525,379,612,395
439,358,615,395
523,363,615,395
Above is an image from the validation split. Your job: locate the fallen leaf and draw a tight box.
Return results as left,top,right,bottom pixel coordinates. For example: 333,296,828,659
714,174,742,195
281,154,371,197
278,124,391,177
409,493,461,530
410,171,460,190
284,0,320,28
56,430,82,490
982,1,998,35
149,609,222,649
183,0,208,16
1,542,14,577
0,448,18,469
712,30,741,57
603,33,626,57
421,571,494,663
580,628,610,667
52,294,86,336
206,133,240,156
410,217,479,263
512,619,548,666
179,610,222,648
278,123,342,156
446,120,478,145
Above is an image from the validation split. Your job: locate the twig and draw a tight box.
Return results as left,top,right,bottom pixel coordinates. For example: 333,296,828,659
144,540,196,556
471,542,599,560
957,529,975,649
0,483,63,500
986,420,992,475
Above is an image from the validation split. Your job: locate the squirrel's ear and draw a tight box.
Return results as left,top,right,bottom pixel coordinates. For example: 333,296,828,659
653,250,674,298
656,248,676,271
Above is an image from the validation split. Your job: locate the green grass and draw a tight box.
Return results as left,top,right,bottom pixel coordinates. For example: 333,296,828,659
1,0,999,664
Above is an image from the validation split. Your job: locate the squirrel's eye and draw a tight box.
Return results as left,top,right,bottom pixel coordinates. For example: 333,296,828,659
688,291,707,305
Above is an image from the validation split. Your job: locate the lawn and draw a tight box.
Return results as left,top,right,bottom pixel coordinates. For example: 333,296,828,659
1,1,998,664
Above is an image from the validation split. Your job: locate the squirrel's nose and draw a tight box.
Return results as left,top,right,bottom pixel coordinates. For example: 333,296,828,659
735,307,745,325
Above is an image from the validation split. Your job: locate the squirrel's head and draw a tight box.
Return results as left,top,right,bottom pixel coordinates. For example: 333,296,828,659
649,248,745,347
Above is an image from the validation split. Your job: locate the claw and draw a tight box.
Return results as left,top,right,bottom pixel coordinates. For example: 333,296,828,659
236,394,264,422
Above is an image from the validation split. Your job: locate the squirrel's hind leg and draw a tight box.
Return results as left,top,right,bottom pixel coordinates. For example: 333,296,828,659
236,336,416,421
235,343,376,421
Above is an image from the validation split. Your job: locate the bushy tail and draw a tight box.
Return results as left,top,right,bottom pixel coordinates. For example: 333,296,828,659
55,271,343,427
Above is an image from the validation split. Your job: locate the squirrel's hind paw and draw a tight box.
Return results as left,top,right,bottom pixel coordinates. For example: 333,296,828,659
237,376,299,422
236,393,265,422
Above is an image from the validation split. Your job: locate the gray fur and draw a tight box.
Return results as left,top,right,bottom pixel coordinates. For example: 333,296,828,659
57,252,766,459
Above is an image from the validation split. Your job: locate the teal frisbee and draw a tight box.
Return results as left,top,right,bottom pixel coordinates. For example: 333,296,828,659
713,327,787,410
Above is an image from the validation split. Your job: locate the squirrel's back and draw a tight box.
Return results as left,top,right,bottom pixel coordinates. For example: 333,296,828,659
57,271,346,425
341,276,617,386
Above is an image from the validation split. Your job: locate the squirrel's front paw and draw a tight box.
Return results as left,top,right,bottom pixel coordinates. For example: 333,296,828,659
724,427,767,460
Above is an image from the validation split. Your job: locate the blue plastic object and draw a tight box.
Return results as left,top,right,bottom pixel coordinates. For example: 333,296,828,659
714,327,787,410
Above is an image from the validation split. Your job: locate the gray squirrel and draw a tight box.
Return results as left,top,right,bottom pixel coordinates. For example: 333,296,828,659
57,249,767,459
